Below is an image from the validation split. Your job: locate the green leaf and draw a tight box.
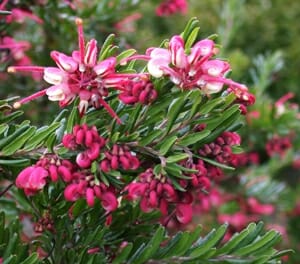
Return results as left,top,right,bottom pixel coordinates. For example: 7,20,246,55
187,89,202,118
112,243,133,264
0,10,11,15
165,95,187,134
0,124,8,135
0,125,30,149
155,227,202,260
3,232,18,259
198,97,225,115
199,156,235,170
0,159,30,167
181,17,200,42
66,105,79,133
19,253,40,264
99,34,115,60
188,224,228,259
158,136,178,155
166,153,189,163
139,130,163,146
234,230,281,256
185,26,200,50
178,130,211,146
117,49,137,64
0,110,23,123
125,104,142,134
1,126,36,155
131,226,165,264
23,122,61,151
216,223,254,255
238,221,264,248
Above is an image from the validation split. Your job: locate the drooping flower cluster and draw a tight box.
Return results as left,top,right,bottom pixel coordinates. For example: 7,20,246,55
198,131,241,164
126,168,193,224
100,144,140,172
155,0,187,17
218,196,275,241
62,124,106,168
16,155,74,195
8,18,145,122
265,135,292,158
63,168,118,210
118,79,158,105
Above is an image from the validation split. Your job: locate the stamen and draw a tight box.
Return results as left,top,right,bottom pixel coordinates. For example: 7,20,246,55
75,18,85,64
7,66,45,73
13,89,47,108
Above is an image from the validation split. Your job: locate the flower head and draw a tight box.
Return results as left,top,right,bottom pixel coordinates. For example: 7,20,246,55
8,18,143,123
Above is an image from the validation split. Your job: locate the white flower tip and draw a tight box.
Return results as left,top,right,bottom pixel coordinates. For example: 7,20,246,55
13,102,21,109
75,18,83,25
203,82,223,94
7,67,15,73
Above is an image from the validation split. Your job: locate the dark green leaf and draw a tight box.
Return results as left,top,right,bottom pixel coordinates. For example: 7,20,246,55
1,126,36,155
112,243,133,264
23,122,61,151
139,130,163,146
0,159,30,167
0,125,30,149
158,136,178,155
166,153,189,163
178,130,211,146
188,224,227,259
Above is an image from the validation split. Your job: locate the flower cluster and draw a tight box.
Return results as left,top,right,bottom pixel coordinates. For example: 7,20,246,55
100,144,140,172
198,131,241,164
123,35,249,96
8,18,145,122
118,79,158,105
265,135,292,158
63,168,118,210
16,155,74,195
62,124,106,168
156,0,187,17
218,196,275,241
126,168,193,224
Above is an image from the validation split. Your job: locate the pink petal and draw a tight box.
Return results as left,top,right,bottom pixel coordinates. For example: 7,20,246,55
101,192,118,212
176,203,193,224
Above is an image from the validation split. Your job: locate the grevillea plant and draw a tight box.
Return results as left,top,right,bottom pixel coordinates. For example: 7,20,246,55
0,16,292,263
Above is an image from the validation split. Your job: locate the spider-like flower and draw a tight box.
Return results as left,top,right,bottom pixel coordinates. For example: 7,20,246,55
8,18,143,123
122,35,248,95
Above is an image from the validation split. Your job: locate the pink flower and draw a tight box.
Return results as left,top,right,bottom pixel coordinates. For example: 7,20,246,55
16,166,49,195
8,18,144,123
247,197,274,215
123,35,246,96
156,0,188,17
6,8,43,24
114,13,142,33
175,203,192,224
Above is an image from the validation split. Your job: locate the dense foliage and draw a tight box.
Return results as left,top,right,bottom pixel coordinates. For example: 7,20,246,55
1,1,299,263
